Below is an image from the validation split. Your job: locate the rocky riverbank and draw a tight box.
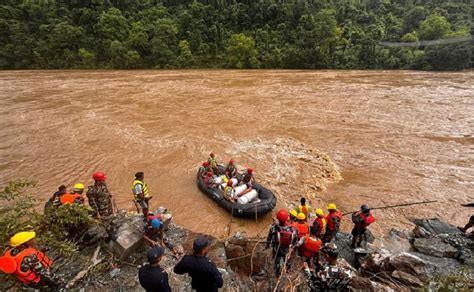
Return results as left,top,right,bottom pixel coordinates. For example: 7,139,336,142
65,211,472,291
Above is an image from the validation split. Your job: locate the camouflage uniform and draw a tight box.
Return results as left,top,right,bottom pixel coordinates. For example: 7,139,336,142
86,182,113,218
8,248,60,288
305,262,352,291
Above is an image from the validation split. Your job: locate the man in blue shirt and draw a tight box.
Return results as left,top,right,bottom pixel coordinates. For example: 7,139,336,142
138,246,171,292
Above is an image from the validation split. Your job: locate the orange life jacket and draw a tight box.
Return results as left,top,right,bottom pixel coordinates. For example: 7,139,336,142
2,248,53,284
299,204,309,218
299,235,322,258
60,193,82,204
326,210,343,231
296,222,309,239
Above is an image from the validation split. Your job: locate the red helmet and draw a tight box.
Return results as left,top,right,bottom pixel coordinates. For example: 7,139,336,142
210,152,215,158
227,180,233,186
207,172,213,177
276,209,289,222
92,171,107,181
247,168,253,174
229,159,234,165
203,161,209,167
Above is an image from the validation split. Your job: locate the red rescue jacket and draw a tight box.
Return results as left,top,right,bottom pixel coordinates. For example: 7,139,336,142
2,248,53,284
312,217,327,237
326,210,343,231
299,235,322,258
355,212,375,228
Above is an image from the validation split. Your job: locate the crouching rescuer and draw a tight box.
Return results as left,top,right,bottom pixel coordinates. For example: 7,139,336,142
0,231,60,288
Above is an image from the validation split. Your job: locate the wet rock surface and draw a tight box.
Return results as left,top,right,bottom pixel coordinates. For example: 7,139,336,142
65,215,473,291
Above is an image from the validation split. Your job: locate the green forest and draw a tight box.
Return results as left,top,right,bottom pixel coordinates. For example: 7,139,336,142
0,0,472,70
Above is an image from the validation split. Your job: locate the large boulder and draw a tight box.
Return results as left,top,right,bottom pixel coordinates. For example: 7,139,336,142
225,238,269,275
412,238,459,258
108,215,144,259
413,218,461,236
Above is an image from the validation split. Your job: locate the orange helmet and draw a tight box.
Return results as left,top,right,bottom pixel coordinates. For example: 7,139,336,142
247,168,253,174
229,159,234,165
227,180,233,186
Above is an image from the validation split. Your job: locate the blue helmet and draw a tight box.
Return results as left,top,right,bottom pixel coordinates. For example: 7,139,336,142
151,218,161,229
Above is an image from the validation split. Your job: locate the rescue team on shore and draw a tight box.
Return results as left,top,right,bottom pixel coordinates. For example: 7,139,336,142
1,160,473,291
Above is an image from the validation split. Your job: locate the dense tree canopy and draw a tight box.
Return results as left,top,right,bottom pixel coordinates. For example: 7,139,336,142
0,0,471,70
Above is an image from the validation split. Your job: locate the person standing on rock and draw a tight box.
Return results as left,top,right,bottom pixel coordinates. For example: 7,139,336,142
311,208,327,238
297,226,322,269
138,246,171,292
303,243,352,291
174,236,223,292
323,203,342,243
132,172,152,217
298,197,311,221
86,171,114,220
351,204,375,248
459,203,474,234
266,209,298,275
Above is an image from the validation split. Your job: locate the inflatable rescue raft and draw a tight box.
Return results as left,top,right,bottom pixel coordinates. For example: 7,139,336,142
196,166,277,218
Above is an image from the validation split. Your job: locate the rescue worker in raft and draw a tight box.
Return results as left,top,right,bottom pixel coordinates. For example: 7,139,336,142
266,209,298,275
225,159,238,178
223,180,236,202
59,183,85,205
296,225,322,269
351,204,375,248
199,161,212,177
204,171,217,188
304,243,352,291
0,231,60,288
240,167,255,191
143,214,180,255
207,152,218,175
323,203,342,243
87,171,114,220
311,208,327,238
132,172,153,217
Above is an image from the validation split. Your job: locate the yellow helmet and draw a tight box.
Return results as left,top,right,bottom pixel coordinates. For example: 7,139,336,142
73,183,85,190
327,203,337,210
297,212,306,220
10,231,36,247
315,208,324,216
289,210,298,217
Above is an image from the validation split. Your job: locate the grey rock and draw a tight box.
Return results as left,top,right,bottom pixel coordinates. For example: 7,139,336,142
391,270,424,287
413,226,431,238
408,252,463,276
413,238,459,258
109,215,144,259
413,218,462,236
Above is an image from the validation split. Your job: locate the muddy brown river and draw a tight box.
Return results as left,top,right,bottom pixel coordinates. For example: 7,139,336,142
0,70,473,240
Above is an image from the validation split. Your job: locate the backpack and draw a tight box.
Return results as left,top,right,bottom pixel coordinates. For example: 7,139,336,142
277,227,294,247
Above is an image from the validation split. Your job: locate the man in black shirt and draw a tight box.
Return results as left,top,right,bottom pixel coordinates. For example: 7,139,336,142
174,236,224,292
138,246,171,292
